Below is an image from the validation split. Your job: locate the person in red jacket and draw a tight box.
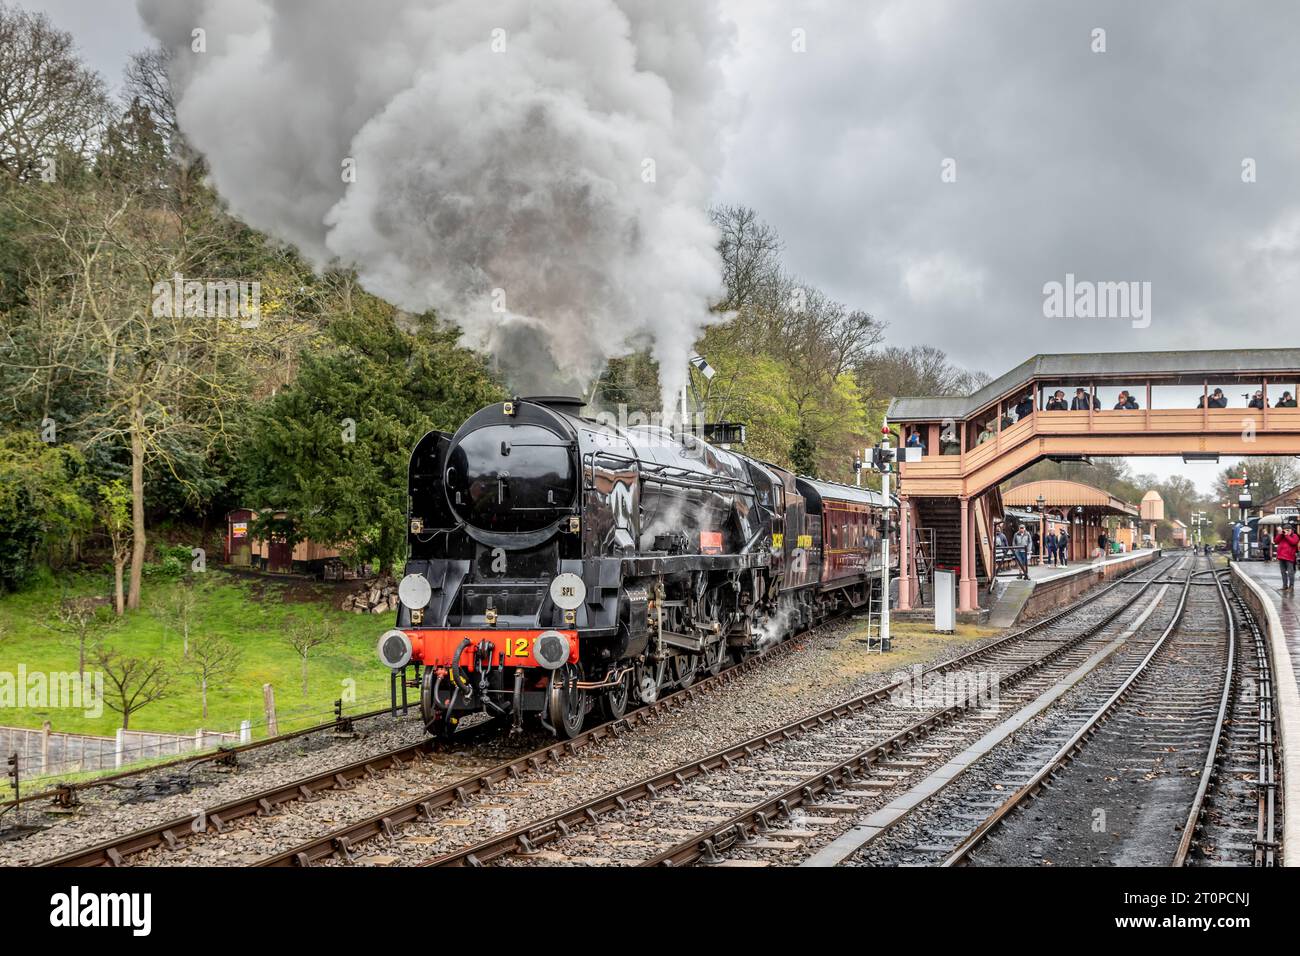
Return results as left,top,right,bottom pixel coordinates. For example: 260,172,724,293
1274,522,1300,591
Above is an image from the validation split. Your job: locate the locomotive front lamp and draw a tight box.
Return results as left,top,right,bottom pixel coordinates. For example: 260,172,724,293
532,630,571,670
377,629,412,670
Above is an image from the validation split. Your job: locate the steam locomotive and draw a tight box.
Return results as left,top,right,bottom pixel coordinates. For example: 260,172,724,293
376,396,896,738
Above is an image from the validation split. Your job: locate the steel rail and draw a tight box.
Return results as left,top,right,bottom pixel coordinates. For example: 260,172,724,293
29,552,1168,867
1173,569,1237,866
635,557,1186,867
424,557,1179,867
1225,581,1279,866
39,738,458,867
9,552,1160,816
942,562,1211,866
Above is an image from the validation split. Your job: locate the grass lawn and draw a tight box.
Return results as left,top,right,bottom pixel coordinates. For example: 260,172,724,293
833,618,1002,680
0,569,395,740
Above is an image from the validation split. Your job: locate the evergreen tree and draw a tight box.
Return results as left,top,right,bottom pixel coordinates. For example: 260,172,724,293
236,300,504,573
790,427,817,477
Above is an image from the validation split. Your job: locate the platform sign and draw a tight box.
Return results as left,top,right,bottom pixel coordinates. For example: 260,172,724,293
1275,506,1299,519
1227,478,1246,486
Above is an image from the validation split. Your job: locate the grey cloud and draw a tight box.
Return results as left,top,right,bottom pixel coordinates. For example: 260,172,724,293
717,0,1300,376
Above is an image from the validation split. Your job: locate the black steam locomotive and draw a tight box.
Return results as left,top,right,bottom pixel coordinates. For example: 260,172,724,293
376,396,896,737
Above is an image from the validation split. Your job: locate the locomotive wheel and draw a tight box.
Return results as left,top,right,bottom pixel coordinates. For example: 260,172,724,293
547,664,586,739
598,667,632,721
638,658,669,703
705,640,726,676
673,653,699,688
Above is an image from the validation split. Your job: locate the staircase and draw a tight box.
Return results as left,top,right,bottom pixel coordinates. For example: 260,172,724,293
914,497,962,576
914,489,1007,597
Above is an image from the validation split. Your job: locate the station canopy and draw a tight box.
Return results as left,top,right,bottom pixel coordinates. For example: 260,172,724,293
1002,480,1138,518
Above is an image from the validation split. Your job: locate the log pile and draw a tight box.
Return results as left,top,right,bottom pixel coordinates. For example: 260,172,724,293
343,576,400,613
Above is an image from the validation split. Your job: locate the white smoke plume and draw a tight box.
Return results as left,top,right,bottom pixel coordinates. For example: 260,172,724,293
137,0,733,408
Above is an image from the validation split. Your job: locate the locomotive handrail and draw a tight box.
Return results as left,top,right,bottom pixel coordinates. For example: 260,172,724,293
589,450,756,495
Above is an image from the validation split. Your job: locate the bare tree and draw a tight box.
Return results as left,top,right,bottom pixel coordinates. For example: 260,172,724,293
285,615,339,696
1215,458,1299,510
0,3,111,179
184,634,240,721
152,581,198,656
94,644,171,730
121,47,176,140
859,344,988,404
46,595,111,678
710,204,784,313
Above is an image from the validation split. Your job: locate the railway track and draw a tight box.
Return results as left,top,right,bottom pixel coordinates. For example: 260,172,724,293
830,556,1280,869
933,561,1229,866
1190,580,1284,868
403,554,1182,867
38,552,1176,868
39,625,808,866
1175,579,1277,866
741,552,1273,870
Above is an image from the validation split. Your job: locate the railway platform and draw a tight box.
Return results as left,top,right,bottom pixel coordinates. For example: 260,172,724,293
985,548,1160,628
1231,560,1300,865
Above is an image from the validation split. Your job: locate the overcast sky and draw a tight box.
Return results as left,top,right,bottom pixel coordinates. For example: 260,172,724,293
26,0,1300,495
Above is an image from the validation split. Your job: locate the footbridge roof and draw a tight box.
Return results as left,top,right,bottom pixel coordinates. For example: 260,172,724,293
887,347,1300,422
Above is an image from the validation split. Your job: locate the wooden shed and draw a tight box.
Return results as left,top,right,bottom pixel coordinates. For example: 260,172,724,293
223,509,346,577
